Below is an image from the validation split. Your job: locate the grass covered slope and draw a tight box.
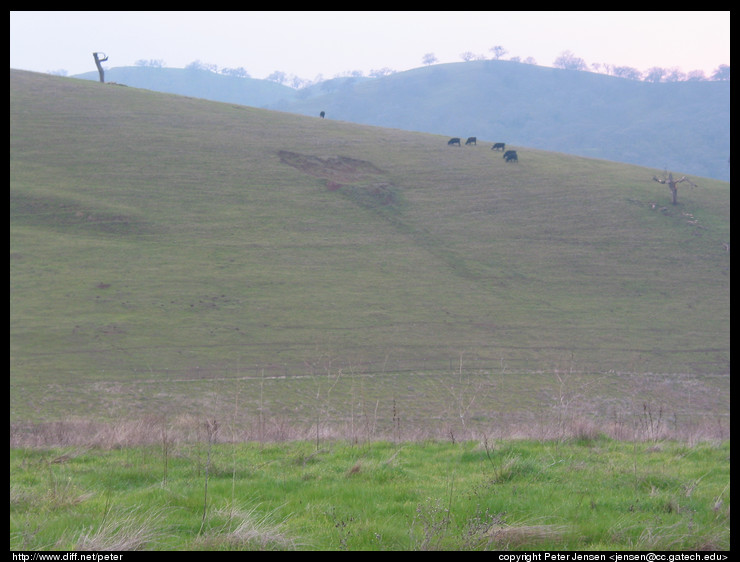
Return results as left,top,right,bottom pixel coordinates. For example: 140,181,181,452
10,70,730,424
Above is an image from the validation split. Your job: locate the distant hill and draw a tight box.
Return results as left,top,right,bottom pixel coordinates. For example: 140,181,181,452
75,61,730,182
74,66,300,108
277,61,730,183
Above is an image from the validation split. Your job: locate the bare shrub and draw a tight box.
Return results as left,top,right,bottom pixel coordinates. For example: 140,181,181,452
408,497,453,551
567,416,604,442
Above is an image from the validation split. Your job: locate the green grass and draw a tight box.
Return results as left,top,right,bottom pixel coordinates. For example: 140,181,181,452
10,439,730,551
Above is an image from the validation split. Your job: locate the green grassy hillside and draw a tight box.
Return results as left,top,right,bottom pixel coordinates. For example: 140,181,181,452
10,70,730,430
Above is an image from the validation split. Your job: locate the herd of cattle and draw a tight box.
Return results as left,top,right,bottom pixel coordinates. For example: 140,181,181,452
448,137,518,162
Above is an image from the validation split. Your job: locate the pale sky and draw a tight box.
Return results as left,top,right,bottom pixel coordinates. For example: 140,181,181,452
10,11,730,81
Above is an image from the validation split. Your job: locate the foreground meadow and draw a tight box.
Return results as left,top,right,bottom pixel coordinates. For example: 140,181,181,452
10,438,729,551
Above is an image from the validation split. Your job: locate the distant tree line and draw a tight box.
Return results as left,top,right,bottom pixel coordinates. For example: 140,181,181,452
135,59,165,68
426,47,729,82
550,50,729,82
129,52,729,89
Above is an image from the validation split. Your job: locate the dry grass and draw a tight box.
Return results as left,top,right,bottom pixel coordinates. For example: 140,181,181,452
612,518,731,552
484,522,571,549
73,506,168,551
197,502,298,550
9,408,729,450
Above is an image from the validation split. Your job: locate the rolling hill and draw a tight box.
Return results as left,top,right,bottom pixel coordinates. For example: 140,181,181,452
10,69,730,426
74,61,731,182
74,65,300,109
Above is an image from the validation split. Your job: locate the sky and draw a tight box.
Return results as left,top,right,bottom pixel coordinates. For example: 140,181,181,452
10,11,730,81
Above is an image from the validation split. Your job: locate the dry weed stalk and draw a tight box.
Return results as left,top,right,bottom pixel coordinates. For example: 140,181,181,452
199,418,219,535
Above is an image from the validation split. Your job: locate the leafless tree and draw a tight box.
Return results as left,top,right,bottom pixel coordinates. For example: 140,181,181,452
266,70,287,84
711,64,730,81
489,46,507,60
553,50,587,71
662,67,686,82
652,172,698,205
686,69,708,81
612,66,642,81
369,67,395,77
422,53,438,66
92,52,108,83
643,67,666,83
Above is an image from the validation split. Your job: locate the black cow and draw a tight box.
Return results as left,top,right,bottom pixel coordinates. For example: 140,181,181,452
465,136,477,146
319,111,325,118
491,143,505,151
503,150,518,163
448,137,461,146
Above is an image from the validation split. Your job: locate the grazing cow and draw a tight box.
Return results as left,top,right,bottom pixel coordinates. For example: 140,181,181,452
491,143,505,151
503,150,518,162
448,137,461,146
319,111,325,118
465,136,477,146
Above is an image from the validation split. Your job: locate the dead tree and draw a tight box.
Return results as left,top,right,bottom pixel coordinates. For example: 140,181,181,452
92,52,108,83
652,172,698,205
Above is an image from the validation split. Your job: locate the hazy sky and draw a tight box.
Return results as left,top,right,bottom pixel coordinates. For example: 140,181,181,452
10,11,730,81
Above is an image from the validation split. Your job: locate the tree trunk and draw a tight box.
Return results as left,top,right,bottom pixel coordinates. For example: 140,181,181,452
652,172,695,206
93,52,108,83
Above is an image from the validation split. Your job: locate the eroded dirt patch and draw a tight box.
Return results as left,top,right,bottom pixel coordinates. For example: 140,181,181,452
278,151,387,183
278,151,400,206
